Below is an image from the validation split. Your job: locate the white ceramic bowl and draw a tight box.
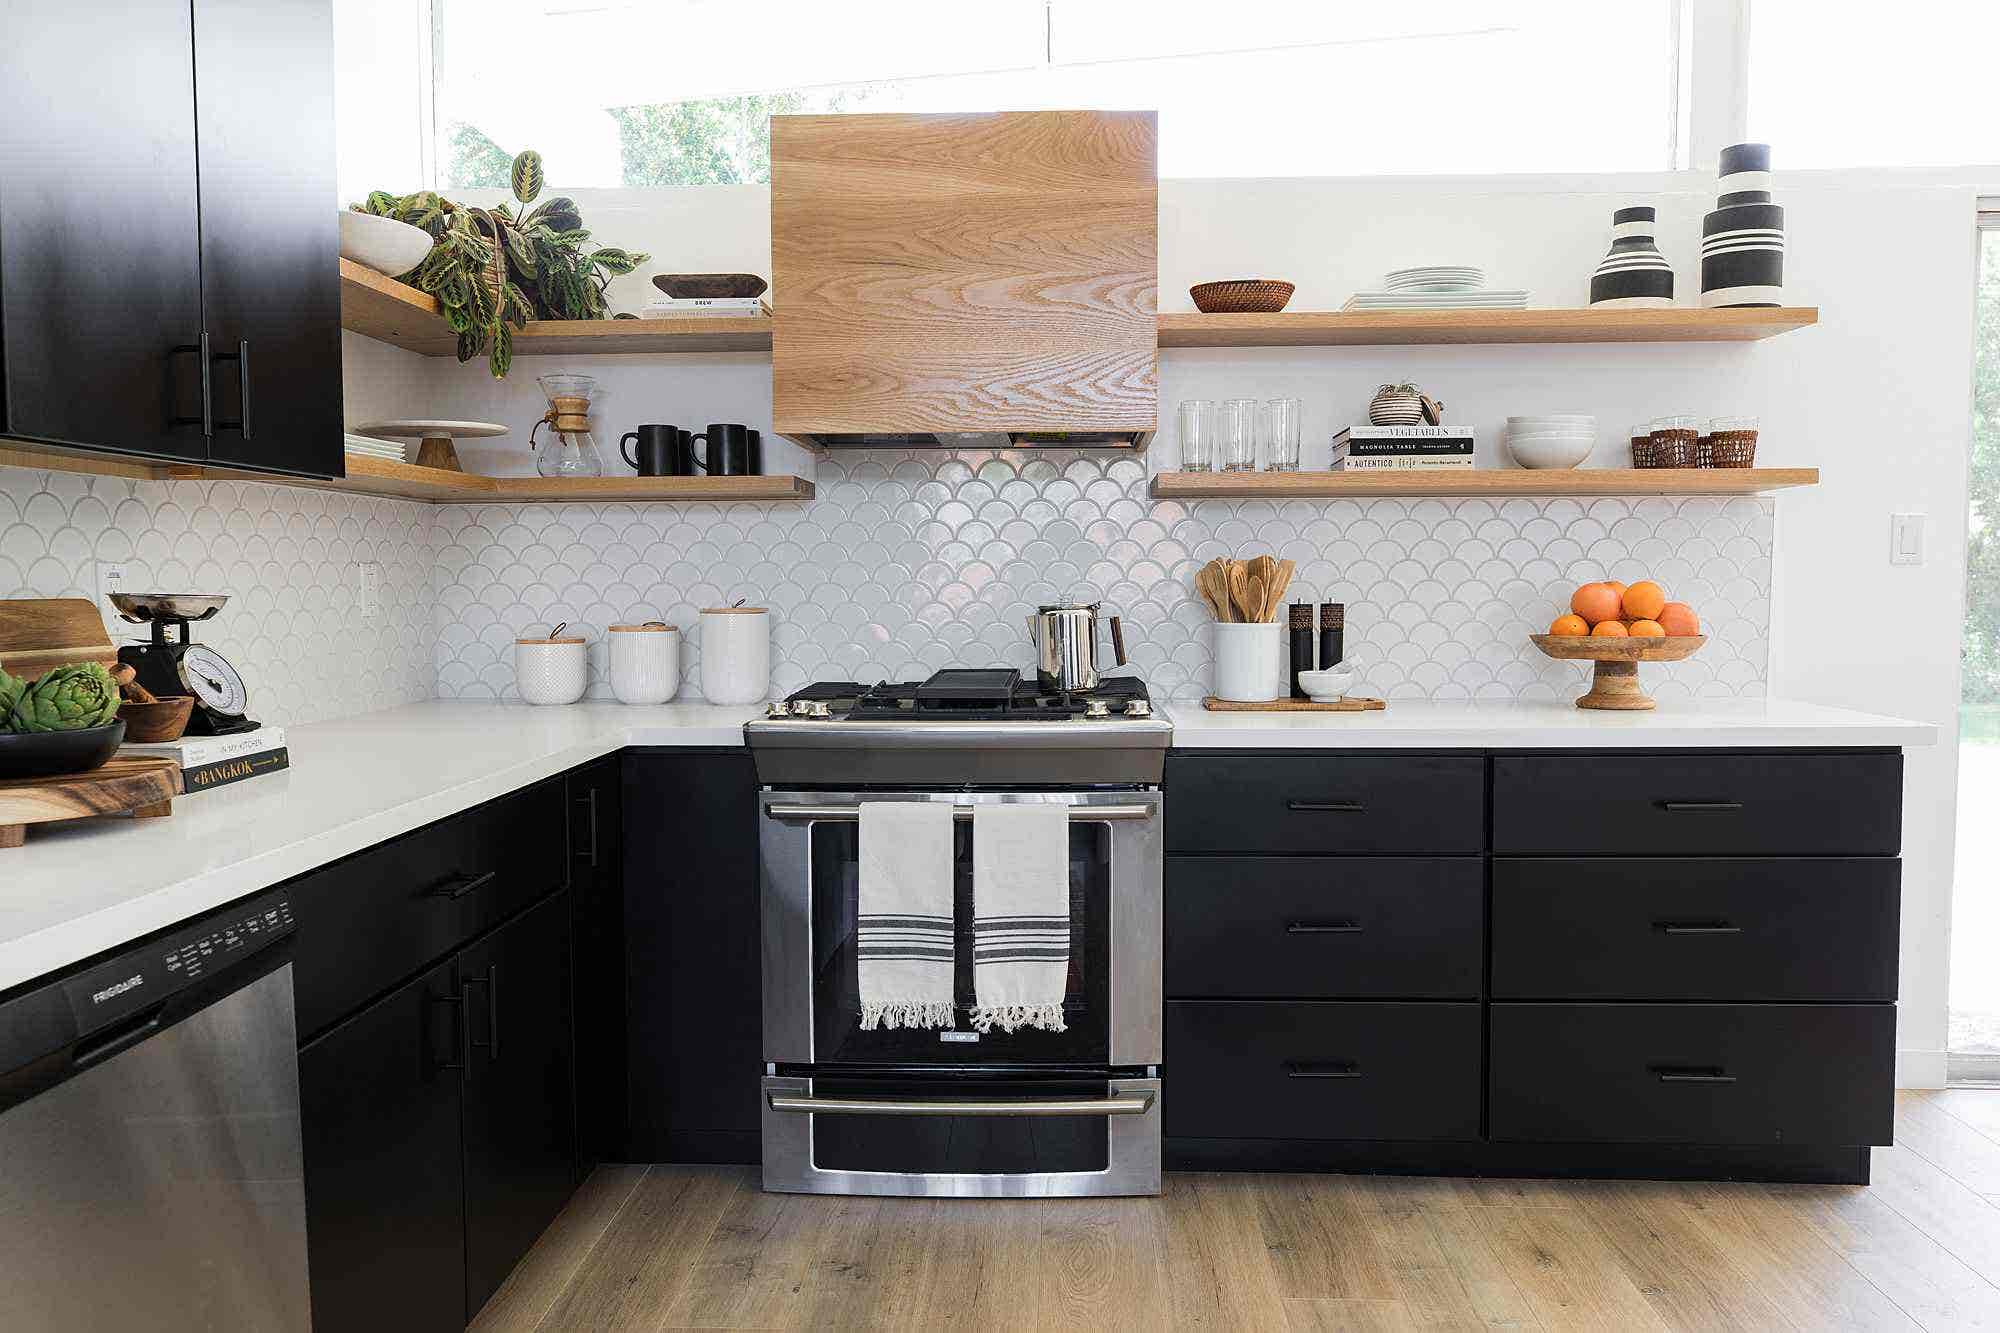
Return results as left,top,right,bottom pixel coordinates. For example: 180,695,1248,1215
1505,432,1594,469
1296,667,1355,702
1507,415,1596,425
339,210,433,277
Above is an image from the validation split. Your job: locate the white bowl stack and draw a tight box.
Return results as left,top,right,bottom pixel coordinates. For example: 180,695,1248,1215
1504,415,1596,470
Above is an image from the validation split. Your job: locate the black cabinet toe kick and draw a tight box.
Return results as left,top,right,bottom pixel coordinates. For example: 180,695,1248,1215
1163,1138,1874,1185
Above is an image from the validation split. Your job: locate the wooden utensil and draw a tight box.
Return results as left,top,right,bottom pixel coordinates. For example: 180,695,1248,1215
1529,634,1706,710
0,598,116,681
1243,555,1275,620
1227,561,1258,623
0,755,180,849
1203,696,1386,712
1263,558,1295,622
1195,560,1232,622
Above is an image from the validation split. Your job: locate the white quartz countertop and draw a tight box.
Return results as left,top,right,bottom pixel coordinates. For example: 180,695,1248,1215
0,695,1933,994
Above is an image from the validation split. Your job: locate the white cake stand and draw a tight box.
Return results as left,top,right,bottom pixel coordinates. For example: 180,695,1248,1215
353,420,508,472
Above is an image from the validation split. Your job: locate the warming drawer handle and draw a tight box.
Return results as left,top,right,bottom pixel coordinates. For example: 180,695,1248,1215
1285,1061,1362,1079
763,804,1152,823
1654,921,1742,935
1287,921,1363,934
1657,801,1745,813
1287,800,1365,813
767,1092,1155,1117
430,870,498,901
1652,1065,1737,1084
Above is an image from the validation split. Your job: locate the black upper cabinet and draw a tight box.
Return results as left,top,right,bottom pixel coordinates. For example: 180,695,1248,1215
193,0,343,477
0,0,208,463
0,0,342,476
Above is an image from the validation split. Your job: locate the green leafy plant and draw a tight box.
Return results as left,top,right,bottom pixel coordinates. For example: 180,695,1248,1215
351,150,649,378
6,663,120,733
0,667,26,724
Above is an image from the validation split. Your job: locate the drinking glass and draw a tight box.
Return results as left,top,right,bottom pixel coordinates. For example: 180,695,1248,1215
1178,399,1215,472
1262,397,1302,471
1221,398,1258,472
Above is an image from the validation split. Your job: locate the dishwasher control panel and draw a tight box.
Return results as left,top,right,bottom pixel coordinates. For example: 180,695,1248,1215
61,896,295,1032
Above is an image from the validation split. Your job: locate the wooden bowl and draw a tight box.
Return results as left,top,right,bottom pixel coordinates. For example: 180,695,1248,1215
1190,279,1296,314
119,697,195,743
1529,634,1706,710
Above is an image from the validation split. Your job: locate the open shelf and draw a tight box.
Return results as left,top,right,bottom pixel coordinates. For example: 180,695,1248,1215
310,457,814,503
1156,306,1818,348
1149,467,1820,500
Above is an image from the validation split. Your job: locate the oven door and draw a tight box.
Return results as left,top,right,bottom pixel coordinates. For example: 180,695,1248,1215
760,790,1162,1069
761,1071,1161,1197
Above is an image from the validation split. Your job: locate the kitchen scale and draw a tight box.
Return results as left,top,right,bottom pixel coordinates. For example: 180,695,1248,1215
110,593,260,736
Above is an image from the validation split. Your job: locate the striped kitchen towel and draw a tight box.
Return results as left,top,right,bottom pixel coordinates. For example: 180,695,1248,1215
971,804,1070,1033
857,801,956,1030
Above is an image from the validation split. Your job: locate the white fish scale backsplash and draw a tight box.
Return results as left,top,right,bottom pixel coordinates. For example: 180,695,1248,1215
432,452,1771,705
0,468,435,727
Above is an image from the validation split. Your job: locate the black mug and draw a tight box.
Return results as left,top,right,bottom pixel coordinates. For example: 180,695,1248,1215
691,423,761,476
620,424,683,476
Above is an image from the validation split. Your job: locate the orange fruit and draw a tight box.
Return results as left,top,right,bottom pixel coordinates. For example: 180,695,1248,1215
1590,619,1629,638
1605,580,1628,599
1570,582,1622,625
1657,602,1699,636
1548,613,1589,637
1628,619,1666,638
1621,580,1666,621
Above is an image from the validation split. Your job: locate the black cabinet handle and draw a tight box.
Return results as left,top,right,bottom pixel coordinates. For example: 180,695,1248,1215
431,991,467,1070
576,789,599,867
1657,801,1744,813
1287,800,1365,814
429,870,497,901
1285,1061,1361,1079
1654,921,1742,935
1286,921,1362,934
463,965,500,1061
1652,1065,1736,1084
210,339,248,435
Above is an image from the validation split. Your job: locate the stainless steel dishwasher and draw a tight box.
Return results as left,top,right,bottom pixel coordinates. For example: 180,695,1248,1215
0,887,308,1330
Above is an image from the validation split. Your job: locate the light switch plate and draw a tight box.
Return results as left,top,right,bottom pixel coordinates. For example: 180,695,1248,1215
358,562,382,618
1890,513,1925,566
94,562,131,616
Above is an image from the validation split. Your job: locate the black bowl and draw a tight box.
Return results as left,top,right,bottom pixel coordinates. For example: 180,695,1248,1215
0,721,127,779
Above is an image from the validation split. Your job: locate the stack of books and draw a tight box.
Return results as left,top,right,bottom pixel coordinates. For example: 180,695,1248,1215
122,727,289,794
1331,425,1476,470
639,296,771,319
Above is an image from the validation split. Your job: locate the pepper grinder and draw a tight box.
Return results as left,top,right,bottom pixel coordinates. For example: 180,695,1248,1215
1319,603,1345,670
1288,603,1316,699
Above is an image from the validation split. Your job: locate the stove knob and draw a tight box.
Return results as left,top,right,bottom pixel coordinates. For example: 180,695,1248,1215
802,700,833,719
1084,698,1111,718
1123,699,1153,717
766,702,793,719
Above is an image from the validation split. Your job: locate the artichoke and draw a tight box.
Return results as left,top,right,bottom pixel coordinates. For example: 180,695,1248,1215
7,663,121,733
0,668,25,729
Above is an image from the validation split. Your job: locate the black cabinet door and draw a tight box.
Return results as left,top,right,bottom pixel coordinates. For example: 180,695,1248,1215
623,749,761,1161
192,0,343,476
0,0,208,462
300,959,464,1333
570,759,627,1165
460,891,580,1320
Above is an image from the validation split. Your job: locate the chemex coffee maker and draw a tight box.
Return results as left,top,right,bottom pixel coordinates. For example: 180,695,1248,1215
111,593,260,736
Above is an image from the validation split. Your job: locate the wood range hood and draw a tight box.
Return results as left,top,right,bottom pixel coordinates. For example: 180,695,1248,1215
771,110,1158,451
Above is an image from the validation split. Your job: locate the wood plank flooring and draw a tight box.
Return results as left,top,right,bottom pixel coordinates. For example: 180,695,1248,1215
473,1090,2000,1331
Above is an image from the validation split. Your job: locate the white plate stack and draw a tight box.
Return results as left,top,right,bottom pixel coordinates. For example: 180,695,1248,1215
1344,264,1529,311
343,432,407,463
1503,415,1596,470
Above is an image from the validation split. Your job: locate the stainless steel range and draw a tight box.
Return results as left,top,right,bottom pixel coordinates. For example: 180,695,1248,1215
747,668,1168,1198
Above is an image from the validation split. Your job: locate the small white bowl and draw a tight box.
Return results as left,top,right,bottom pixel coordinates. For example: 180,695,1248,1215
1297,667,1356,702
339,210,434,277
1506,433,1593,469
1508,414,1595,423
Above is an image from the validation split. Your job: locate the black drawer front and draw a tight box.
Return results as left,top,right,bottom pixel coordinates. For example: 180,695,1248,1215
1165,754,1485,854
1167,857,1482,998
292,780,567,1039
1166,1001,1481,1141
1492,858,1899,1001
1489,1003,1894,1146
1492,752,1902,856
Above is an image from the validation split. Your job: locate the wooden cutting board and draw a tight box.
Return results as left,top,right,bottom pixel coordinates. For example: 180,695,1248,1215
0,756,181,848
1203,696,1386,712
0,598,118,681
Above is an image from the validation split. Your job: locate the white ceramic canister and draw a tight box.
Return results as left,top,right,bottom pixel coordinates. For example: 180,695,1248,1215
1212,621,1284,702
515,624,588,705
699,606,770,704
609,622,680,704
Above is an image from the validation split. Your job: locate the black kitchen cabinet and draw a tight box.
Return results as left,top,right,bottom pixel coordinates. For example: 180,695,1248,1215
623,748,761,1162
300,958,466,1333
461,892,581,1317
570,759,627,1165
0,0,341,475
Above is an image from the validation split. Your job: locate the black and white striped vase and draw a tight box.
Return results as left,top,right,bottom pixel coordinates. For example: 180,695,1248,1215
1589,205,1675,308
1700,143,1785,308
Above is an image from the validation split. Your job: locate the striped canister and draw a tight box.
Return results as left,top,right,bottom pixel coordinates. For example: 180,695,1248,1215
1589,205,1675,308
1700,143,1785,308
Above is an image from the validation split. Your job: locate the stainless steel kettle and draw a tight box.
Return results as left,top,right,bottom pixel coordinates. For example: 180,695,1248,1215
1026,601,1126,693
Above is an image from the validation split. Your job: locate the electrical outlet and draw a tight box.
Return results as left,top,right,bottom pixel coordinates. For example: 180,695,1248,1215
358,563,382,618
1890,513,1925,566
94,562,131,613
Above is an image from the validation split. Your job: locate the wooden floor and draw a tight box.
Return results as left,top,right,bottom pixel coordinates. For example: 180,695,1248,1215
473,1090,2000,1331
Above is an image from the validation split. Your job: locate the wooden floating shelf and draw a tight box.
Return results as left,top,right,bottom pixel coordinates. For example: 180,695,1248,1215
342,261,1817,356
1149,467,1819,500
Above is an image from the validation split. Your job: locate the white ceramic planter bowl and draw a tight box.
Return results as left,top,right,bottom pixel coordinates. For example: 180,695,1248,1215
609,623,680,705
700,607,770,704
1505,432,1594,469
515,636,587,705
339,210,433,277
1213,622,1284,702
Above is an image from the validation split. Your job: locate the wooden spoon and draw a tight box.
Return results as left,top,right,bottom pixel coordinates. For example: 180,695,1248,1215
1245,555,1277,621
1265,559,1296,622
1195,560,1232,621
1227,561,1258,623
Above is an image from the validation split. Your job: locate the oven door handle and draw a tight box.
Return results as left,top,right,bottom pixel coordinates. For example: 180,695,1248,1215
763,804,1154,823
767,1091,1156,1117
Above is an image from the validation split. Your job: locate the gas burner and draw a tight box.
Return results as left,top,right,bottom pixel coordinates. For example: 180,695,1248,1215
764,668,1152,723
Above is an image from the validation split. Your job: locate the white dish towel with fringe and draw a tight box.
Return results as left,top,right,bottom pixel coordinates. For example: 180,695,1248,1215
857,801,955,1030
971,804,1070,1033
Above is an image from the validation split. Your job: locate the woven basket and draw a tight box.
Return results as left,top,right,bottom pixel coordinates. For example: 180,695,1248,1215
1634,429,1697,468
1190,279,1296,314
1709,429,1758,468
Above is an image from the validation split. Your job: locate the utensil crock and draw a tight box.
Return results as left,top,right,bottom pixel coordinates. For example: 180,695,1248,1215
1213,622,1284,702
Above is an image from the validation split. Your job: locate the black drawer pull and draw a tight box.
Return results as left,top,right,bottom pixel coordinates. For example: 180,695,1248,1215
1654,921,1743,935
1652,1065,1737,1084
1286,921,1362,934
429,870,497,901
1287,800,1365,814
1285,1061,1361,1079
1657,801,1745,813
